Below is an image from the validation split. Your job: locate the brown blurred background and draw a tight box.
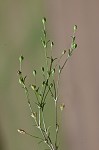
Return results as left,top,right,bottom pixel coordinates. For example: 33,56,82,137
0,0,99,150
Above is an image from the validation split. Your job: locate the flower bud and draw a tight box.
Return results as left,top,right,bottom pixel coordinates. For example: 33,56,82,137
62,50,66,55
17,129,26,134
33,70,36,76
41,67,44,72
31,112,37,119
60,103,65,111
31,85,36,90
42,17,46,24
19,55,24,62
74,25,77,32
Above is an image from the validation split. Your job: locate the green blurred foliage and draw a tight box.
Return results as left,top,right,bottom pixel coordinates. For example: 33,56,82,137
0,1,48,150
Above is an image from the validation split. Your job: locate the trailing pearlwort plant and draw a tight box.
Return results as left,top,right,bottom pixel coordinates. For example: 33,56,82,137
17,18,77,150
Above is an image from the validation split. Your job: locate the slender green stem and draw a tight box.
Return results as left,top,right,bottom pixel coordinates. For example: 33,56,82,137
42,110,47,132
56,68,61,99
38,107,41,127
20,62,21,71
55,99,58,149
41,79,48,103
34,90,40,104
45,47,48,72
43,83,53,103
24,85,33,115
38,109,55,150
53,80,56,99
42,19,49,73
60,55,69,74
25,132,43,141
41,58,53,104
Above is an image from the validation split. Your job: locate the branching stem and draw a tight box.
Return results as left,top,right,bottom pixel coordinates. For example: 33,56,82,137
18,18,77,150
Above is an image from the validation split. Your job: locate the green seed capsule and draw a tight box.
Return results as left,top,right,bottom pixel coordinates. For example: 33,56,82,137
31,85,36,90
19,55,24,62
33,70,36,76
62,50,66,55
51,42,54,48
17,129,26,134
41,67,44,72
42,17,46,24
17,70,22,75
71,43,77,49
60,103,65,111
31,112,37,119
74,25,77,32
19,77,24,85
51,68,55,75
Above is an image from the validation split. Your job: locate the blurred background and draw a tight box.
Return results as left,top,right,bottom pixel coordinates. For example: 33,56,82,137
0,0,99,150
